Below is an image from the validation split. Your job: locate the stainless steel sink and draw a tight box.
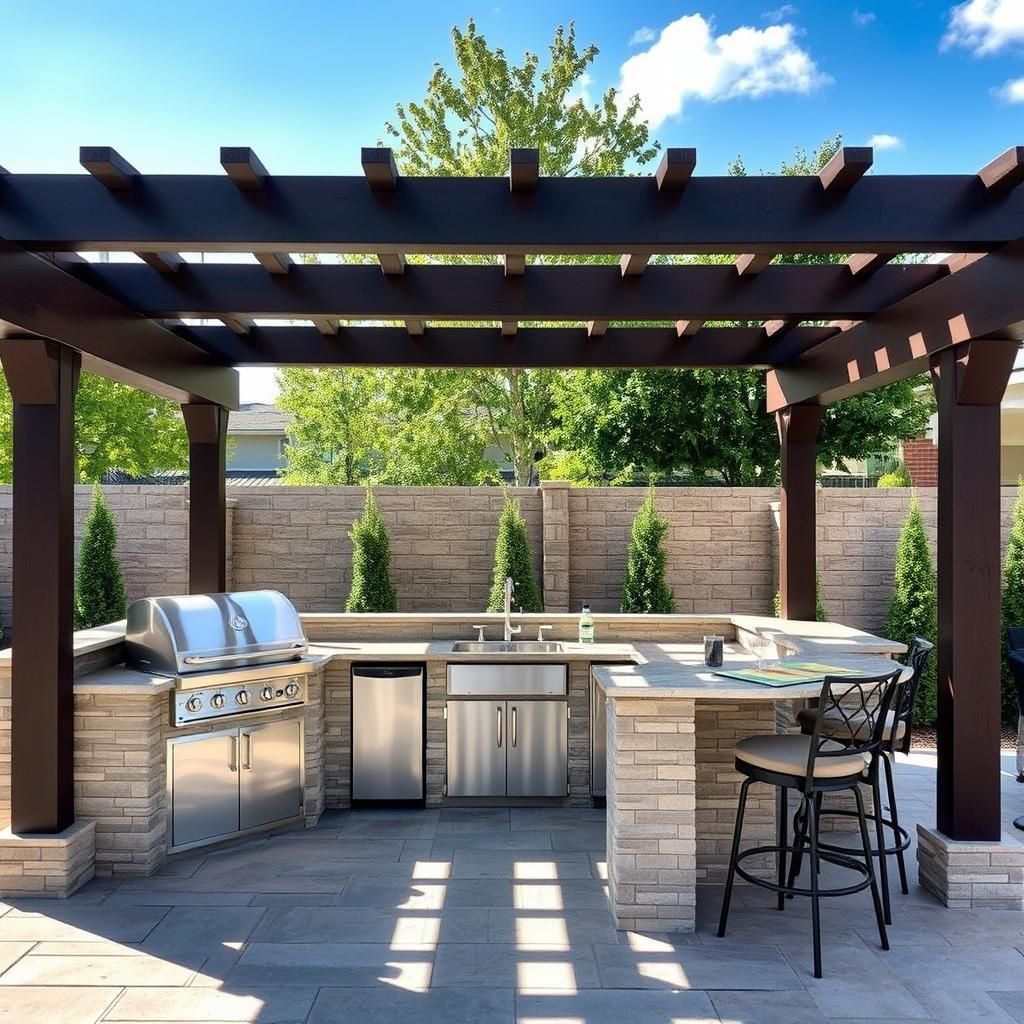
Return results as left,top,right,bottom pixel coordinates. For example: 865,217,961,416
450,640,564,654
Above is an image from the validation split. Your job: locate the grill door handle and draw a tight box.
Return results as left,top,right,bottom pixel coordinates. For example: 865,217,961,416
242,733,253,770
229,735,238,773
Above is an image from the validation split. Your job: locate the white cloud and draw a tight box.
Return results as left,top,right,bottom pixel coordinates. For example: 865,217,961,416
617,14,830,128
852,8,876,26
996,75,1024,101
943,0,1024,56
763,4,798,22
867,133,904,149
629,26,656,46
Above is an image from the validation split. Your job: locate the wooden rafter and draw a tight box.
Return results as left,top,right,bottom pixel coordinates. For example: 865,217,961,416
220,147,268,191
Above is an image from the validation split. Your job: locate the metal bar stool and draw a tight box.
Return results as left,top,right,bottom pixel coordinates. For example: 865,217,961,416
795,638,933,924
718,668,902,979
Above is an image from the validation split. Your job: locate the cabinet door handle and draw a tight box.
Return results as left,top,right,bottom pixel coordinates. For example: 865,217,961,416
229,735,238,773
497,706,502,748
511,706,517,748
242,733,253,771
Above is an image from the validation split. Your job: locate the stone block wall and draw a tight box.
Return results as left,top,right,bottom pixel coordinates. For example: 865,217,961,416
1,483,1020,640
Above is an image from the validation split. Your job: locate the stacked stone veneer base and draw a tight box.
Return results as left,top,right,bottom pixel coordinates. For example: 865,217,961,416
606,697,698,933
917,825,1024,909
0,819,95,897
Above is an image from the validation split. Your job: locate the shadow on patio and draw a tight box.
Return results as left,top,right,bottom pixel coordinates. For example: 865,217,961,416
0,755,1023,1023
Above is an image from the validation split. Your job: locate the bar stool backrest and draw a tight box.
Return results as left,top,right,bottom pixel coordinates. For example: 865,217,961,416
890,637,934,756
804,669,902,794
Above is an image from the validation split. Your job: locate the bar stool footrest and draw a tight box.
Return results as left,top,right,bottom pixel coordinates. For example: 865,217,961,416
734,843,873,899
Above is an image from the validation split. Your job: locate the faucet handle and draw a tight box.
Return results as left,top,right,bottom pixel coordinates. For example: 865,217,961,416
508,623,522,635
537,625,553,641
472,625,488,642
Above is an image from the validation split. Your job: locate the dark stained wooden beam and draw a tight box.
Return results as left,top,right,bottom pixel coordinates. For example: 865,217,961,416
978,146,1024,193
219,147,268,191
406,319,425,336
675,319,703,337
819,146,873,192
184,323,836,368
136,251,184,274
764,318,799,338
361,148,398,192
0,338,79,833
620,253,650,277
311,317,338,336
736,253,774,276
587,320,607,337
503,254,525,277
0,237,237,406
777,403,823,621
7,174,1021,255
377,252,406,275
79,146,138,190
510,148,539,192
932,338,1018,841
655,148,696,192
846,252,893,276
767,240,1024,409
500,319,517,337
255,252,292,274
79,261,947,322
182,402,229,594
221,315,253,335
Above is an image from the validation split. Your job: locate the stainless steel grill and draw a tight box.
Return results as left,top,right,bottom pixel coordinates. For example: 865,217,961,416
125,590,311,726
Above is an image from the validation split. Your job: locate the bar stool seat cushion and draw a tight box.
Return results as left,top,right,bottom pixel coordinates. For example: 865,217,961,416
795,707,906,743
735,733,869,779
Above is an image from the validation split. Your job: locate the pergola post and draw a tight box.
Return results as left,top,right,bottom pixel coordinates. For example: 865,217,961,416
0,339,80,834
776,403,823,620
931,339,1017,841
182,402,229,594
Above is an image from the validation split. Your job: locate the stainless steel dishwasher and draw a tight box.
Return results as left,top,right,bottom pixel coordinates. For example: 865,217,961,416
351,664,425,803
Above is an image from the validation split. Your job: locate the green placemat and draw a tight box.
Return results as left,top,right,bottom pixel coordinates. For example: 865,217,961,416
712,661,862,688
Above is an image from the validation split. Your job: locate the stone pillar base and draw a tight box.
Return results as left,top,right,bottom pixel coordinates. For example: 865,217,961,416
917,824,1024,910
0,819,95,898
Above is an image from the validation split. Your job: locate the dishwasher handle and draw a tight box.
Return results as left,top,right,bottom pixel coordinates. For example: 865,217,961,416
511,705,517,748
497,705,503,748
352,664,424,679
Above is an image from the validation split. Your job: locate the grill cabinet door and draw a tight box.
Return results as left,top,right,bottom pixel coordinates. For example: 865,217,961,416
239,718,303,830
506,701,569,798
169,731,240,849
446,700,506,797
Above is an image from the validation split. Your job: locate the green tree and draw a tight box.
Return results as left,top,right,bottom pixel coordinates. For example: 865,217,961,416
75,485,128,629
877,464,912,488
1001,480,1024,723
621,487,675,613
487,495,543,612
346,487,398,613
0,372,188,483
885,498,937,725
546,137,934,486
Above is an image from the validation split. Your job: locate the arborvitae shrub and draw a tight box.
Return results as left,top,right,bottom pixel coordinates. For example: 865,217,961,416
75,485,128,629
346,487,398,612
487,495,543,612
621,486,675,613
1002,480,1024,723
885,497,937,725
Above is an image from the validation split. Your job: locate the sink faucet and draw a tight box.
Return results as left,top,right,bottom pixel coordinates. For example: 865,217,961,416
503,577,522,642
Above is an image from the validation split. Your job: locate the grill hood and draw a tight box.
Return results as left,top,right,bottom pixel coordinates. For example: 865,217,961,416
125,590,307,677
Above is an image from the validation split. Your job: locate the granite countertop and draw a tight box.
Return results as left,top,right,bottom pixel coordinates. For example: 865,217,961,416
592,645,905,701
307,641,639,663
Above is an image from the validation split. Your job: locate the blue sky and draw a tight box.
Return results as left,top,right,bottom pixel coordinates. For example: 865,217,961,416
2,0,1022,399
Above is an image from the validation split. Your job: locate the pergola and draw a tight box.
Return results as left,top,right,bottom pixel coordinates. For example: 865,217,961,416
1,143,1022,851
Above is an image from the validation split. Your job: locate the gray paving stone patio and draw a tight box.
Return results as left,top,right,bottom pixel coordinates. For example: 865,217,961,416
1,751,1024,1023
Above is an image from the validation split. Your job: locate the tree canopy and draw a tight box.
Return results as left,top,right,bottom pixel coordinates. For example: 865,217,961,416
0,372,188,484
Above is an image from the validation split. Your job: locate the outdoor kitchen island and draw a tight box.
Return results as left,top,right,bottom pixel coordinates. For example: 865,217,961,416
0,612,903,910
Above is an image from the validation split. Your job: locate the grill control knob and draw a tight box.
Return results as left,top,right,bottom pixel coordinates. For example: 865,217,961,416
185,696,203,713
284,682,300,698
211,693,226,710
261,685,275,702
236,689,250,706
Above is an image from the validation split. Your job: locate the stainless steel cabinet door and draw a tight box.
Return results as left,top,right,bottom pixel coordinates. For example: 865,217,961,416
447,700,506,797
239,718,303,830
169,731,239,849
507,701,568,798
